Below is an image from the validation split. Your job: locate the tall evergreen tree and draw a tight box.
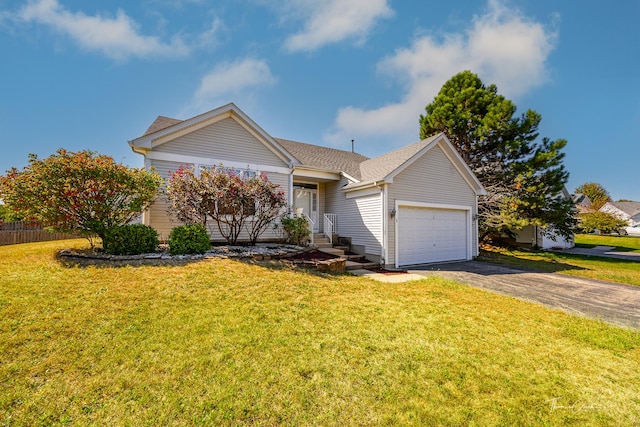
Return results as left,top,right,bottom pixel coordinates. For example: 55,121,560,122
420,71,575,241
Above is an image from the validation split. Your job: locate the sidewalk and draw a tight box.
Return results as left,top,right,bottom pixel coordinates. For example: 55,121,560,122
553,245,640,261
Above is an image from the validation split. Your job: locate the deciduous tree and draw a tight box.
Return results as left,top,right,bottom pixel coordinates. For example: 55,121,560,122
0,149,163,247
574,182,611,210
419,71,575,241
578,211,627,234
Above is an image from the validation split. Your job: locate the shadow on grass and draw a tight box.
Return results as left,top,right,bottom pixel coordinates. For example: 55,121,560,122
477,250,589,273
575,242,639,253
574,234,640,253
247,258,355,281
55,250,212,269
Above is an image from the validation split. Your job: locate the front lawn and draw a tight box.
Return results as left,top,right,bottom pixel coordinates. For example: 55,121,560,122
480,234,640,287
1,240,639,425
575,233,640,253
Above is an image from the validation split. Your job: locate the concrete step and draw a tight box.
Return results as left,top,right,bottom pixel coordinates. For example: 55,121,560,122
345,253,368,261
315,243,333,249
318,247,345,256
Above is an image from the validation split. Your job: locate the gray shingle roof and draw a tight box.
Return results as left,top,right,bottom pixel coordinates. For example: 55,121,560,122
139,114,446,187
358,134,440,183
610,201,640,216
143,116,183,136
275,138,369,179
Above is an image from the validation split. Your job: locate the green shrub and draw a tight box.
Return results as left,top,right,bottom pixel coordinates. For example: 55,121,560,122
280,215,310,246
103,224,159,255
169,224,211,255
578,211,628,234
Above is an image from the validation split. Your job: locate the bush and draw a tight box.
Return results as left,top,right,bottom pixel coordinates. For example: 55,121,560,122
0,149,162,249
578,211,628,234
280,216,310,246
169,224,211,255
103,224,159,255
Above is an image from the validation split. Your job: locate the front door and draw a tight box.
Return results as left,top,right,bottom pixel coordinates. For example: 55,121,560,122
293,188,319,232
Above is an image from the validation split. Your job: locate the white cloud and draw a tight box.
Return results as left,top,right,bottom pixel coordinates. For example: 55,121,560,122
15,0,188,60
198,17,225,50
284,0,393,52
326,0,557,152
192,58,276,110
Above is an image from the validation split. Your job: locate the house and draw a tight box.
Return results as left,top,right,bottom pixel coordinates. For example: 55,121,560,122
129,103,486,268
600,201,640,227
510,187,575,250
572,193,592,214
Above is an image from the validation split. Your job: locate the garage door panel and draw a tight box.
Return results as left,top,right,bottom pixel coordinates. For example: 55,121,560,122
397,206,468,266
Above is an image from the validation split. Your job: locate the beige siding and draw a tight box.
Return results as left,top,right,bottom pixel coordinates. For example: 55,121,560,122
155,117,289,168
325,178,349,232
387,145,479,263
318,182,326,234
147,159,290,242
325,178,382,258
148,159,187,240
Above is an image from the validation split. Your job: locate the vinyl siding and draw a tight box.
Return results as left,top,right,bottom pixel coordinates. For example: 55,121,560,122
325,178,382,257
147,159,187,241
387,145,479,263
147,159,290,242
154,117,289,169
318,182,326,234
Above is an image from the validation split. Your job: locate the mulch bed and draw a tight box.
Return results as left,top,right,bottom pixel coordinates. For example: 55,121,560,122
283,250,338,262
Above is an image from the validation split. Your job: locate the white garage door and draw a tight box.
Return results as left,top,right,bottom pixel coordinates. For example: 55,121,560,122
397,206,469,266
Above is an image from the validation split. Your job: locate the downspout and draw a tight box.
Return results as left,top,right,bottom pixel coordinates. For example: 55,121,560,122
288,163,294,215
142,157,152,226
381,183,388,266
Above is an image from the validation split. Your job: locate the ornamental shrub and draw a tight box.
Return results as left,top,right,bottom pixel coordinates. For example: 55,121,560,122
169,224,210,255
103,224,159,255
165,166,286,245
280,215,310,246
0,149,162,248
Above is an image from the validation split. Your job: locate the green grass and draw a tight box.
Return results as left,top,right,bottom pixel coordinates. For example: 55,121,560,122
575,233,640,253
480,234,640,287
1,240,640,425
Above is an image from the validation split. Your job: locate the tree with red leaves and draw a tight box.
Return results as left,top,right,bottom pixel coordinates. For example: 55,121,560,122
0,149,163,248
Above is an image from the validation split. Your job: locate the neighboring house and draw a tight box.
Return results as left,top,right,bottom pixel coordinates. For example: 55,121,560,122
512,187,575,250
572,193,592,214
129,103,486,268
600,201,640,227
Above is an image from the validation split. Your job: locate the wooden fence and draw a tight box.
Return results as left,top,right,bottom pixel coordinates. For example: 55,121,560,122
0,221,78,246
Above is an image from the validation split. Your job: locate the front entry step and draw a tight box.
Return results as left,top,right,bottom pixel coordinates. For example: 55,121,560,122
313,233,332,249
318,247,344,256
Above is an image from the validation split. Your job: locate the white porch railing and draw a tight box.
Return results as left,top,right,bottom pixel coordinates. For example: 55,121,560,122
295,211,314,245
323,213,337,245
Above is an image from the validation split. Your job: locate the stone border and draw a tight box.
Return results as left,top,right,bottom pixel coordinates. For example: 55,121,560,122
282,258,347,273
57,244,346,272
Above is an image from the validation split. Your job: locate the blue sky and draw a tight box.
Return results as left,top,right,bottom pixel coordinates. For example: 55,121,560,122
1,0,638,201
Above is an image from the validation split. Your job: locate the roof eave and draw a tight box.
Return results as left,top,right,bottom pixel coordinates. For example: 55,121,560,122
129,103,298,166
343,179,390,192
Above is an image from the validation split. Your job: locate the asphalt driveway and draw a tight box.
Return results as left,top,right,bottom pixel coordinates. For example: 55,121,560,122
407,261,640,330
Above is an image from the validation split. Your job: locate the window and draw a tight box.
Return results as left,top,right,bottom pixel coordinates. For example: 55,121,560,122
218,199,256,216
197,165,257,216
198,164,257,179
